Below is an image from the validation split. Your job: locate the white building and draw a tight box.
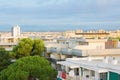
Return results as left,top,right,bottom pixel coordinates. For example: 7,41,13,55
57,56,120,80
45,38,120,80
11,25,21,37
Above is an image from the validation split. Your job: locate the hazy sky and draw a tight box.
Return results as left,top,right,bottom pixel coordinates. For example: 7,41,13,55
0,0,120,26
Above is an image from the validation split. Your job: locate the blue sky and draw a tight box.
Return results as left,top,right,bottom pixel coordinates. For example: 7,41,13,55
0,0,120,26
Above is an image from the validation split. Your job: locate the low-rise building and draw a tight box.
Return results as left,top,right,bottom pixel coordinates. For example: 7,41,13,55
57,56,120,80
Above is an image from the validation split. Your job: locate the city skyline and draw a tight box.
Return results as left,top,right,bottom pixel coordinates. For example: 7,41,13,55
0,0,120,31
0,25,120,32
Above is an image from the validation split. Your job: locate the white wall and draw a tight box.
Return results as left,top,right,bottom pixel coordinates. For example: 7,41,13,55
12,26,20,37
74,42,105,50
118,42,120,48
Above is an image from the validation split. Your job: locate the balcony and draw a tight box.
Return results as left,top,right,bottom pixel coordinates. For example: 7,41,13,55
70,49,120,57
61,48,72,55
50,47,61,54
66,75,81,80
0,42,17,46
72,49,83,56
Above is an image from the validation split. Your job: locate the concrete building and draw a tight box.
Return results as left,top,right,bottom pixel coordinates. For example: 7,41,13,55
45,37,120,80
11,25,21,37
57,56,120,80
63,29,120,39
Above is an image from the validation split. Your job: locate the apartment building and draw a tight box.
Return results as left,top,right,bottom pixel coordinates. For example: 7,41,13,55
11,25,21,37
45,37,120,80
57,56,120,80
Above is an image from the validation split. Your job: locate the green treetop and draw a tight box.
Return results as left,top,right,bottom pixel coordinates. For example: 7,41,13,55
0,47,11,71
12,38,45,58
0,56,57,80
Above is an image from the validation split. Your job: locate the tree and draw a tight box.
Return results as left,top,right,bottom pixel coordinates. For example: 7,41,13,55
12,38,44,58
108,37,120,41
32,39,44,56
0,47,11,71
0,56,57,80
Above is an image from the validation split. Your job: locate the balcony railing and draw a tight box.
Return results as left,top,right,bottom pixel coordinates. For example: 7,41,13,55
50,47,61,53
61,48,72,55
66,75,81,80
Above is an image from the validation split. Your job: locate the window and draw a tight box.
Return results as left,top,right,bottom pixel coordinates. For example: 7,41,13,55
74,68,79,75
91,70,95,77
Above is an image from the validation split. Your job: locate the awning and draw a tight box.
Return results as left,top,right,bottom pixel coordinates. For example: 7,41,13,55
73,61,108,73
57,61,79,68
57,61,108,73
81,66,108,73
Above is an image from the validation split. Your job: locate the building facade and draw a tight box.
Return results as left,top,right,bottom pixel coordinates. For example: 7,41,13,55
11,25,21,37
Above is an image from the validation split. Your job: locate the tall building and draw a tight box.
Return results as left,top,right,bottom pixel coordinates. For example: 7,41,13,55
11,25,20,37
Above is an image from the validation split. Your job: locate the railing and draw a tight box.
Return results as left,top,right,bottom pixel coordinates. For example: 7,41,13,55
81,77,95,80
82,49,120,56
66,75,81,80
48,45,120,56
50,47,62,53
72,49,83,56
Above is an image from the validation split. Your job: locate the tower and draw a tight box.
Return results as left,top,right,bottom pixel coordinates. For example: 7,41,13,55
11,25,20,37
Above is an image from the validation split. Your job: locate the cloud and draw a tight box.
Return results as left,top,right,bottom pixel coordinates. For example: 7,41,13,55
0,0,120,26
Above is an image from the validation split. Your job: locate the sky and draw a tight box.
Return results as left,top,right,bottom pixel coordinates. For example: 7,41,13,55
0,0,120,31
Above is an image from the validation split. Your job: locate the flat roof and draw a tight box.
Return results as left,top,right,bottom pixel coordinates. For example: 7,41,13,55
75,33,109,35
57,61,79,68
58,57,120,74
57,60,108,73
69,58,120,74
